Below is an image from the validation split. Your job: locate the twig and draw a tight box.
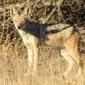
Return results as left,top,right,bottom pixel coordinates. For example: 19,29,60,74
39,7,56,24
0,3,25,12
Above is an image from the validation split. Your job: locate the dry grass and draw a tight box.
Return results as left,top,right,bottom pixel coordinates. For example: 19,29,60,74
0,34,85,85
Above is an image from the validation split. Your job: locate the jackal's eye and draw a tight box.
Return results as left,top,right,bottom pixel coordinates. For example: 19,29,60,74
22,20,25,23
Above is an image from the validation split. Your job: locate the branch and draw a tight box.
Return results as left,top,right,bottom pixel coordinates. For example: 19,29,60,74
0,3,25,12
39,7,56,24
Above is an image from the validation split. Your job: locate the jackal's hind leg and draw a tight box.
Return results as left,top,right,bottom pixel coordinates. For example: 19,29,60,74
64,32,83,77
61,49,75,77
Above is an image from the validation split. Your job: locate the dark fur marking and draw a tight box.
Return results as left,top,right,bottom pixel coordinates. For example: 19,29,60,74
18,19,76,44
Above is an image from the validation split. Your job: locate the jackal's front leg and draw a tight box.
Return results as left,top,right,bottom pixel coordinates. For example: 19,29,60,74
33,46,39,73
27,44,39,74
27,47,34,72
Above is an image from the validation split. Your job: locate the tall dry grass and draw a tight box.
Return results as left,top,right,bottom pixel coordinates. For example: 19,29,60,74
0,32,85,85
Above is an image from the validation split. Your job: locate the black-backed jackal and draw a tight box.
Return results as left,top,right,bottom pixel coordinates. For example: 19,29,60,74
10,5,82,77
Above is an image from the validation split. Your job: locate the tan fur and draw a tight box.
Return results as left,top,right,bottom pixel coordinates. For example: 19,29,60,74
10,5,82,76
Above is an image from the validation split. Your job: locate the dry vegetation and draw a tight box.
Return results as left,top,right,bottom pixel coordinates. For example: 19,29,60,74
0,0,85,85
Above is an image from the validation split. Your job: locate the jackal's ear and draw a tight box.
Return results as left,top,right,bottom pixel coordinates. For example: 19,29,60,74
10,5,18,17
22,6,29,15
